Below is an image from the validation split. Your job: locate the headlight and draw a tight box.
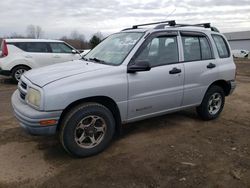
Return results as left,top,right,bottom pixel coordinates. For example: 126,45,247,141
26,88,41,108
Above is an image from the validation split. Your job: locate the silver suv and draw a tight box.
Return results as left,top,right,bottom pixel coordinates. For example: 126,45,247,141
12,21,236,157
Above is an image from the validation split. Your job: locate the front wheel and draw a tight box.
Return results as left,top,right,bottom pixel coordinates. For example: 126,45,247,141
196,85,225,120
59,103,115,157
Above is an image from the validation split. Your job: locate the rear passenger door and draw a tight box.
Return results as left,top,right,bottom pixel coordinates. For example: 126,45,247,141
181,32,219,106
127,32,184,120
49,42,81,64
24,42,53,68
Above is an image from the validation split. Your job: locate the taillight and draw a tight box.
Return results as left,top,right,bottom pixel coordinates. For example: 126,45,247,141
2,40,8,57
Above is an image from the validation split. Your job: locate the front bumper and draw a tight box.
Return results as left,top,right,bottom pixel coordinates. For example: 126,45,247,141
229,80,236,95
0,67,11,76
11,90,62,135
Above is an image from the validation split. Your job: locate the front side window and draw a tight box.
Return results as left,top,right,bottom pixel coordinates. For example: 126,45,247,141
134,35,179,67
50,43,73,53
212,35,230,58
26,42,50,53
85,32,144,65
182,36,212,61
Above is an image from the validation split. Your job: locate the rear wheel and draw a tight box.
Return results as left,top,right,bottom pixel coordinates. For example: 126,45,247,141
11,66,30,82
59,103,115,157
196,85,225,120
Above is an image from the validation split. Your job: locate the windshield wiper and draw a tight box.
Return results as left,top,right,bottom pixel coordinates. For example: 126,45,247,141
89,57,107,64
81,57,89,61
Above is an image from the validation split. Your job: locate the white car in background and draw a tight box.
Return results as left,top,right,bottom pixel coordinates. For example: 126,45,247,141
0,39,81,82
232,49,249,58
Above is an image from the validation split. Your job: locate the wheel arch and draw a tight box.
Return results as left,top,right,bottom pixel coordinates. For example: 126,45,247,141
11,64,31,73
58,96,122,135
207,80,231,96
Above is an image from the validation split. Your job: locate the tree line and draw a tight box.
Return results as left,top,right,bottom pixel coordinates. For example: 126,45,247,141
1,24,104,49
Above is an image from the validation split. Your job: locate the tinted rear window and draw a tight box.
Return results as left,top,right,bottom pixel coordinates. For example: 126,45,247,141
26,42,50,53
9,42,50,53
12,42,27,51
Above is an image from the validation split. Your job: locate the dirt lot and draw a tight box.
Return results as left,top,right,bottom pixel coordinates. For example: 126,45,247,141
0,60,250,188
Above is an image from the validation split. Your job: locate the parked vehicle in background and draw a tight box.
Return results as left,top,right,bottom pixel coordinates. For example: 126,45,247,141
0,39,81,82
12,20,236,157
80,49,91,56
232,49,249,58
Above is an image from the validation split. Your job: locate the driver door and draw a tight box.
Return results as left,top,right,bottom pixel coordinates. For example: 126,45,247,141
127,32,184,120
49,42,81,64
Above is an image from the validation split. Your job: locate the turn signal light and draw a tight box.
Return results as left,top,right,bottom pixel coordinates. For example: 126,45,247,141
39,119,57,126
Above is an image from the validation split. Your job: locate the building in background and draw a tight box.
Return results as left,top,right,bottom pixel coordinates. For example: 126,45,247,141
224,31,250,51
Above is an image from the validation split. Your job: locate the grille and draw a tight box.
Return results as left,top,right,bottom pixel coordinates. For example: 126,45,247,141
18,80,28,101
20,92,26,100
20,81,27,90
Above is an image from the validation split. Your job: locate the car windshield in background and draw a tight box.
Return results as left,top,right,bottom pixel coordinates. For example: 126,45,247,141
84,32,144,65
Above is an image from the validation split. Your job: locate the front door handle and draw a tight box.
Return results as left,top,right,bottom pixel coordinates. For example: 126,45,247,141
169,67,181,74
53,55,60,58
207,63,216,69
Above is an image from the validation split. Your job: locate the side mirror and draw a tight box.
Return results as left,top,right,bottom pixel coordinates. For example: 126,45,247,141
127,60,151,73
71,49,78,54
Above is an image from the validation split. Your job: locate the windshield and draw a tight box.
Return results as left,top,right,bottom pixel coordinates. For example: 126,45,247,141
85,32,144,65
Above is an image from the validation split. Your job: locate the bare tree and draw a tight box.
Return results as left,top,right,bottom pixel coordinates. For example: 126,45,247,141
10,32,25,38
70,30,85,42
36,26,43,39
26,25,44,39
26,25,36,38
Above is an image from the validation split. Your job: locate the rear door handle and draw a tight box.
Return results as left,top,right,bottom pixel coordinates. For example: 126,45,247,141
169,67,181,74
53,55,60,58
207,63,216,69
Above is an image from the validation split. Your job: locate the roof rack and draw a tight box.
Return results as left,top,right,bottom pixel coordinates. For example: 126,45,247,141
122,20,220,32
122,20,176,31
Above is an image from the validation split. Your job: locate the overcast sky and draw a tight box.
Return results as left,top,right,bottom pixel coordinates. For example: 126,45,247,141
0,0,250,39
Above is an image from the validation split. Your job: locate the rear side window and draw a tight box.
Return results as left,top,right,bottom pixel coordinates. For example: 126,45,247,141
26,42,50,53
212,35,230,58
182,36,212,61
9,42,50,53
50,43,73,53
200,37,212,60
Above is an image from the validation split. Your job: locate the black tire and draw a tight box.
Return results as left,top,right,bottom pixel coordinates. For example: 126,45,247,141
59,102,115,157
196,85,225,121
11,65,30,82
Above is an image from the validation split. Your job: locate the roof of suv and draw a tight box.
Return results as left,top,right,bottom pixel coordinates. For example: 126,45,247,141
121,27,220,35
121,20,221,35
4,39,63,43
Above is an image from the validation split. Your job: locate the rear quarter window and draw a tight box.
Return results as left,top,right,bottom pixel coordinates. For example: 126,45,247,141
11,42,27,51
212,35,230,58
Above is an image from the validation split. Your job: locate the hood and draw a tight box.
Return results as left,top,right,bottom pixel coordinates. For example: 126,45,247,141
24,60,111,87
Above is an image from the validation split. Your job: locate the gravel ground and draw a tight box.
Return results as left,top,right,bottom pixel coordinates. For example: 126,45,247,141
0,60,250,188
